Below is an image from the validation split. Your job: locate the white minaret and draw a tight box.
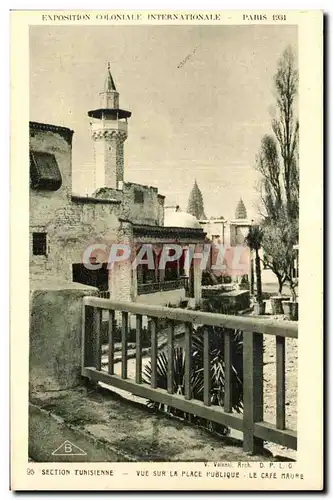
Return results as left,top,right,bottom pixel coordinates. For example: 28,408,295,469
88,63,131,191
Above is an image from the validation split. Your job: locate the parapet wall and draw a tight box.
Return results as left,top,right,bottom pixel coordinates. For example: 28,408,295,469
29,281,98,393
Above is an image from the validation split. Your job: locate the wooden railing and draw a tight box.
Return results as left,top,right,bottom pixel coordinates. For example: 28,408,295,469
81,297,298,454
137,277,189,295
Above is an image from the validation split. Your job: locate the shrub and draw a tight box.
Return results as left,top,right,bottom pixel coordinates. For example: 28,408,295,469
143,325,243,436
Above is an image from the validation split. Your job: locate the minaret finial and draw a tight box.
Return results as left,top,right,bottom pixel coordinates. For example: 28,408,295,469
107,61,110,70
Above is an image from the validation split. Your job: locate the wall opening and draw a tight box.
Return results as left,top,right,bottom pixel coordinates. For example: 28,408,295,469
72,263,109,291
134,189,144,204
32,232,47,256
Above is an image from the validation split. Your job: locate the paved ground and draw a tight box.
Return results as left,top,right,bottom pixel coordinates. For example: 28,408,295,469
32,387,277,463
262,282,293,296
262,334,297,460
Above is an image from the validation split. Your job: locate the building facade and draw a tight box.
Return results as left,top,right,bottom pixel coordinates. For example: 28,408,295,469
30,65,206,307
198,198,252,281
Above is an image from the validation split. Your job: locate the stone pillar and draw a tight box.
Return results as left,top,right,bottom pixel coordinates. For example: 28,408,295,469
193,244,203,306
224,222,232,247
109,222,134,303
193,263,202,306
131,261,138,301
29,281,98,393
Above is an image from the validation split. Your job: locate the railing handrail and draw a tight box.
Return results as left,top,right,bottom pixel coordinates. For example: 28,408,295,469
138,277,189,294
83,296,298,338
139,277,188,284
138,277,189,287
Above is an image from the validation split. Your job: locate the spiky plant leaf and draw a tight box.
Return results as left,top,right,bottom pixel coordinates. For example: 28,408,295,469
143,325,244,435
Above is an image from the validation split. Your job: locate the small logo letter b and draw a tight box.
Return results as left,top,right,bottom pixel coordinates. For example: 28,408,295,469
65,443,72,453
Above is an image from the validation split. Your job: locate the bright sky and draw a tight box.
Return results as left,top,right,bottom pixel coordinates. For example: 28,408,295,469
30,25,297,220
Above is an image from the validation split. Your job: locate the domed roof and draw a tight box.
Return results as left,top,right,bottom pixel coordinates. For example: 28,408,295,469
164,210,202,229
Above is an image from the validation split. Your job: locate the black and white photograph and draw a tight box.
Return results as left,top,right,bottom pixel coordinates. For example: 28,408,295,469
10,10,323,491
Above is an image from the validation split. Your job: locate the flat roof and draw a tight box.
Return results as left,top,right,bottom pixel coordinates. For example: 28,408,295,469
29,121,74,145
87,108,132,120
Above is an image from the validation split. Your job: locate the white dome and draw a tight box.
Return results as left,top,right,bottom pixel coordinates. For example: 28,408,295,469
164,211,202,229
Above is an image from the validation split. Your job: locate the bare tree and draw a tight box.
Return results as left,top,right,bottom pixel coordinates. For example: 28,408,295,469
256,46,299,294
257,134,282,220
272,45,299,220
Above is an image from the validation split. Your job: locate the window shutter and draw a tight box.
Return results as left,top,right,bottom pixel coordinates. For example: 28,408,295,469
30,151,62,191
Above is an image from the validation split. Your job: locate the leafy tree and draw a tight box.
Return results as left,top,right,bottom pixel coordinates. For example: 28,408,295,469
256,46,299,295
187,180,207,219
261,212,298,295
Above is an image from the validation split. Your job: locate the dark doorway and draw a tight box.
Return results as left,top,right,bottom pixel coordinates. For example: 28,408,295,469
72,263,109,291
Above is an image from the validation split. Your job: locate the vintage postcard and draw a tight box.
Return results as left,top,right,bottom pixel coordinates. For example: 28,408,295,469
10,10,323,491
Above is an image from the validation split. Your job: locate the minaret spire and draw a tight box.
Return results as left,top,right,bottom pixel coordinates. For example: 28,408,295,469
97,62,119,109
104,62,117,92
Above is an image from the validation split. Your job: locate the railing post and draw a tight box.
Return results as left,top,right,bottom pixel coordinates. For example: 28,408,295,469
94,308,102,371
276,336,286,429
184,322,192,400
243,331,264,454
167,321,174,394
81,305,96,370
150,318,158,389
203,327,211,406
135,314,143,384
121,312,128,379
224,329,232,413
108,310,115,375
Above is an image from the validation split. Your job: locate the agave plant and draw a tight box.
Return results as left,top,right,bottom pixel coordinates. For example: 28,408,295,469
143,347,203,420
143,325,243,436
191,326,243,411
